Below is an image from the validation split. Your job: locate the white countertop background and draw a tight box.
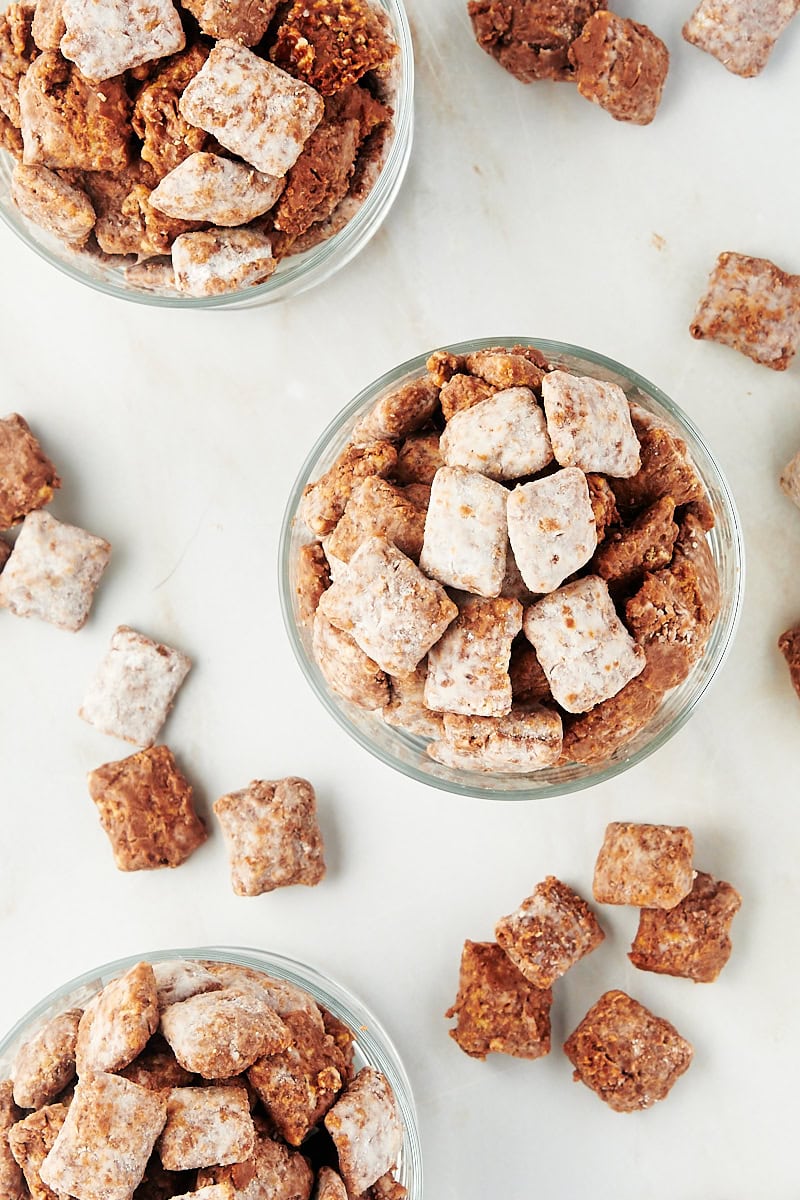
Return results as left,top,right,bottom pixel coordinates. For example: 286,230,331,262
1,3,799,1196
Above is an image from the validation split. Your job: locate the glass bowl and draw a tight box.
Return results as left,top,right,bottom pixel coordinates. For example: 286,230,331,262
279,337,745,800
0,0,413,308
0,946,423,1196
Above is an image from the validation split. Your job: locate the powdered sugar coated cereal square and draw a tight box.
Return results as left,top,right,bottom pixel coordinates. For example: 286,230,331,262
425,595,521,717
61,0,186,81
157,1086,255,1170
440,387,553,480
507,468,597,594
542,371,640,477
324,1068,402,1198
419,467,508,598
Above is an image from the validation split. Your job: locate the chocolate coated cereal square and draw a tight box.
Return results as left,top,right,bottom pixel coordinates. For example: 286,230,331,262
690,252,800,370
8,1102,68,1200
593,821,695,908
76,962,159,1074
495,876,605,989
683,0,798,77
428,705,563,774
569,11,669,125
0,1080,27,1200
629,871,742,982
507,468,597,593
161,989,291,1078
12,1008,81,1109
60,0,185,80
312,611,390,710
157,1086,255,1170
0,413,60,529
324,1068,402,1198
440,386,553,480
445,940,552,1060
425,595,522,717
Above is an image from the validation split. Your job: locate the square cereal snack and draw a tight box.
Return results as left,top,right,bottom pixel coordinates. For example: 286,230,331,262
150,153,286,226
495,876,605,989
271,0,398,96
316,1168,348,1200
629,871,742,982
690,252,800,370
428,705,563,775
561,675,664,765
439,387,553,480
160,989,290,1078
353,377,441,444
467,0,607,83
446,940,552,1060
87,745,207,871
569,11,669,125
563,990,693,1112
419,466,508,597
301,441,397,536
0,413,60,528
60,0,185,81
324,1068,403,1197
0,510,111,631
507,468,597,593
80,625,192,747
325,477,426,564
312,611,390,710
214,777,326,897
76,962,159,1075
12,164,97,247
151,960,223,1009
157,1086,255,1170
683,0,799,77
12,1007,82,1109
593,821,695,908
8,1101,68,1200
118,1037,194,1091
542,371,640,477
197,1130,312,1198
172,228,277,298
425,595,522,717
181,0,280,43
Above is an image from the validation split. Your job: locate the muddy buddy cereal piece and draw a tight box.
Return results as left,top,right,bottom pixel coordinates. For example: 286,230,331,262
302,441,397,537
61,0,185,80
198,1130,313,1199
542,371,640,477
592,496,678,590
425,596,522,717
672,512,720,620
202,964,326,1029
394,432,442,486
39,1073,168,1200
157,1086,255,1171
440,387,553,480
12,1008,81,1109
151,153,285,225
88,744,207,871
420,467,508,598
80,625,191,747
76,962,159,1075
0,510,110,631
569,11,669,125
0,413,60,528
315,1167,347,1200
507,468,597,594
610,421,708,516
12,163,95,244
31,0,65,50
152,962,223,1010
80,160,199,258
214,777,326,897
690,252,800,371
271,0,398,96
779,624,800,701
326,478,426,564
312,612,390,710
586,473,619,542
325,1068,402,1197
465,346,548,389
562,675,663,764
161,989,291,1078
508,640,552,704
172,228,276,297
353,377,440,445
119,1036,195,1090
564,990,692,1112
629,871,742,983
467,0,607,82
131,46,211,177
248,1011,346,1146
446,940,552,1060
318,536,458,675
625,558,713,691
8,1102,68,1200
296,543,331,627
495,877,605,989
683,0,798,77
19,52,131,170
523,576,645,713
182,0,279,44
439,373,494,422
382,664,444,740
593,821,695,908
428,704,563,774
0,1080,27,1200
180,42,324,176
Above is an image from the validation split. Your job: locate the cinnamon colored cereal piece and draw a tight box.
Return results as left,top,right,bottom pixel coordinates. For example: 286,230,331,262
0,511,110,631
8,1102,68,1200
426,349,466,387
152,961,224,1009
161,989,291,1078
0,110,23,158
428,704,563,774
592,495,678,590
80,625,191,747
214,777,326,897
60,0,184,80
468,0,607,82
0,413,60,528
301,441,398,536
315,1167,347,1200
625,559,713,691
319,536,458,675
119,1036,194,1090
180,42,324,177
563,990,692,1112
586,473,619,542
0,1080,27,1200
312,611,390,710
464,347,547,390
0,4,35,75
394,433,443,486
131,46,212,177
248,1011,346,1146
82,161,199,258
87,745,207,871
778,624,800,702
439,373,494,421
273,117,360,238
629,871,742,983
440,387,553,480
39,1074,168,1200
425,595,522,717
382,663,444,740
151,154,285,226
689,251,800,371
199,1132,312,1199
420,467,508,598
271,0,398,96
157,1086,254,1170
363,1175,407,1200
353,377,440,444
507,468,597,593
593,821,695,908
508,640,552,705
296,543,332,626
683,0,798,77
610,422,707,515
181,0,279,43
561,675,663,764
12,1008,81,1109
326,478,426,563
76,962,159,1075
523,576,645,713
446,940,552,1060
542,371,640,477
495,877,605,988
201,964,325,1028
172,229,277,298
12,163,95,244
325,1068,402,1198
569,11,669,125
31,0,64,49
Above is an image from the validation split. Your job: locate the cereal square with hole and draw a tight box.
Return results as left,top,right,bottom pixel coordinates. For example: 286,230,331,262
428,705,563,775
425,595,522,717
160,989,290,1078
0,413,60,528
629,871,742,982
507,467,597,594
325,1068,403,1198
593,821,695,908
542,371,640,477
12,1007,82,1109
495,876,605,989
157,1086,255,1170
76,962,159,1074
690,252,800,371
446,940,552,1060
419,467,508,598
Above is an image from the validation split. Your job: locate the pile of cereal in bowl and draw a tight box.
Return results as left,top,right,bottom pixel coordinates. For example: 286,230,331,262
0,0,400,296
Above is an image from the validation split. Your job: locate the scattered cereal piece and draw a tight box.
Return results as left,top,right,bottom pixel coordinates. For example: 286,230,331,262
0,1080,27,1200
296,542,332,626
12,163,95,244
561,675,663,764
315,1167,348,1200
425,595,522,717
180,42,324,177
683,0,798,77
301,441,398,536
523,576,645,713
440,387,553,480
19,52,131,170
12,1008,81,1109
87,745,207,871
629,871,742,982
778,623,800,702
31,0,65,50
625,558,713,691
271,0,398,96
593,821,695,908
157,1086,255,1171
272,116,360,238
592,495,678,590
610,422,707,515
382,663,444,739
119,1036,195,1090
248,1011,346,1145
439,373,494,422
214,777,326,897
0,510,110,631
468,0,607,82
495,876,605,989
181,0,280,44
325,477,426,564
690,251,800,371
161,989,291,1078
312,611,390,710
172,228,277,298
39,1074,168,1200
563,990,692,1112
9,1102,68,1200
464,347,547,390
353,377,441,445
542,371,640,477
76,962,159,1075
445,940,552,1060
569,11,669,125
507,468,597,593
151,153,285,226
0,413,60,528
318,536,458,675
131,46,211,177
324,1068,402,1197
60,0,185,81
428,704,563,774
420,466,508,598
394,432,443,486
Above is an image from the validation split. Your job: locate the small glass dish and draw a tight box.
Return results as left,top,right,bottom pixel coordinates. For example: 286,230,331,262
279,336,745,800
0,946,423,1196
0,0,414,308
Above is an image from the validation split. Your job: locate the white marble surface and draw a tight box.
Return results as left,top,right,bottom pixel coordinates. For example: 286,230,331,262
1,3,799,1197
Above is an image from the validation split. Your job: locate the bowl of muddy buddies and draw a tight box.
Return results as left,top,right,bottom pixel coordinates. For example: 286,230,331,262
280,337,744,799
0,947,422,1199
0,0,413,305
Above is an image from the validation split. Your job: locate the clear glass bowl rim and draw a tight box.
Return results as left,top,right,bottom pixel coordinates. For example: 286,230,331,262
278,336,746,801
